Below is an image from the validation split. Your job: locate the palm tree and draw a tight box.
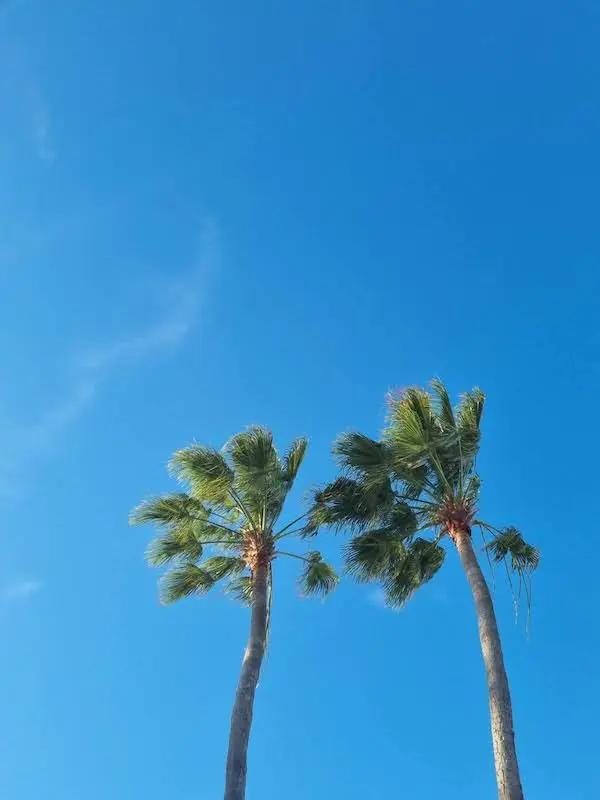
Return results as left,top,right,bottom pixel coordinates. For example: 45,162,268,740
130,426,337,800
306,381,539,800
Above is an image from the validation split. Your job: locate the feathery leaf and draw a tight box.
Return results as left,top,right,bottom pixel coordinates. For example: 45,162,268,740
203,556,247,581
145,530,203,567
383,538,445,607
486,528,539,574
225,575,254,605
282,437,308,483
345,530,407,582
160,564,216,604
169,446,234,505
130,494,208,527
299,553,339,596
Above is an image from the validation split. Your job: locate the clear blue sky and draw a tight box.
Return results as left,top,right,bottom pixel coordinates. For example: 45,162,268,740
1,2,598,798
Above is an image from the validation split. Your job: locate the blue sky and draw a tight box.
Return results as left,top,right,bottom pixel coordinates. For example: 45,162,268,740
1,1,599,797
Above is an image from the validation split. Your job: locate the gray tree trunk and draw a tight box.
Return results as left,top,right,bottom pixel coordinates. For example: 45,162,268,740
224,561,269,800
453,529,525,800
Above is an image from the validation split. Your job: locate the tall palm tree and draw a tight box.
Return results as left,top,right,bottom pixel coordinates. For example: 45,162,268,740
306,381,539,800
131,426,337,800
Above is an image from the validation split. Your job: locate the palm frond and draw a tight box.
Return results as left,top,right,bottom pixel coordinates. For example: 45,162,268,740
129,493,208,527
391,461,431,500
160,563,216,604
464,474,481,505
430,378,456,430
334,432,391,484
305,476,394,535
387,502,419,534
383,538,445,607
456,388,485,466
282,437,308,483
225,575,253,605
145,530,203,567
227,426,290,526
485,528,539,574
169,446,234,505
299,553,339,596
345,530,407,582
203,555,247,581
228,426,279,478
385,388,441,469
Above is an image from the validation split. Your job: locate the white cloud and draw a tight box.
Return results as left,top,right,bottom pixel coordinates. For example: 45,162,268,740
2,578,43,602
0,219,218,496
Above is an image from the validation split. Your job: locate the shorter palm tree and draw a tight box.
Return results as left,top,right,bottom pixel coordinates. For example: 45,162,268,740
306,381,539,800
131,427,337,800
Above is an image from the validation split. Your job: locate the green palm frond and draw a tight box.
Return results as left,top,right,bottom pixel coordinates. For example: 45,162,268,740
391,461,431,499
464,474,481,505
187,518,240,544
299,553,339,596
227,426,294,526
305,476,394,534
203,556,247,581
387,501,420,533
225,575,253,605
410,538,446,578
145,530,203,566
334,432,390,482
282,437,308,483
456,388,485,466
383,538,445,607
160,563,216,604
228,427,279,483
485,528,539,575
129,494,208,527
430,378,456,431
383,385,483,498
169,446,234,505
133,493,238,563
345,530,407,582
385,388,439,466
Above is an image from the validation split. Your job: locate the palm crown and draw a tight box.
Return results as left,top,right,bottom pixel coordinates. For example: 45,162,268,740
131,426,338,604
305,380,539,606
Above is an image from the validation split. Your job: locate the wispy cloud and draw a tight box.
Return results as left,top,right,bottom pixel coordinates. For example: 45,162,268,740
76,289,197,374
0,219,218,496
2,578,43,603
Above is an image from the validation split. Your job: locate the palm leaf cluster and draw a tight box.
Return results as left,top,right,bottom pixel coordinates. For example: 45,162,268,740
130,427,338,604
305,380,539,607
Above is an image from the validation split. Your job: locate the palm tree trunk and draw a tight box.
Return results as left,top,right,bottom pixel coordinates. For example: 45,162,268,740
453,528,525,800
224,560,269,800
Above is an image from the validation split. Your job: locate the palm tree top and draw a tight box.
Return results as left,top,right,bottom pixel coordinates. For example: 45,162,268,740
130,426,338,604
305,380,539,607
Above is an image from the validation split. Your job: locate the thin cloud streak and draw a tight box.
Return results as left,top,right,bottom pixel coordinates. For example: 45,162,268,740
0,219,218,496
77,292,197,373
